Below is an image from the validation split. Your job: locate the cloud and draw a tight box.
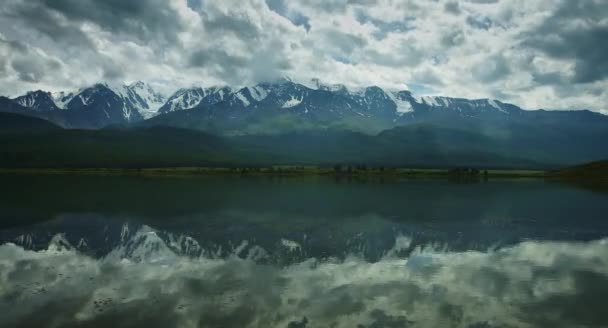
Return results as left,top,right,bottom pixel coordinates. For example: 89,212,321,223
440,29,465,47
322,29,368,56
266,0,311,31
521,1,608,84
35,0,187,46
201,11,261,40
472,54,511,83
444,1,461,15
355,10,415,40
466,15,494,30
3,1,96,49
0,0,605,113
0,36,66,90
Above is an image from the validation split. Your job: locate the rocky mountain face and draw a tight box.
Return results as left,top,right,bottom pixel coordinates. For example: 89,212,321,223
0,82,165,128
13,91,61,112
1,79,606,135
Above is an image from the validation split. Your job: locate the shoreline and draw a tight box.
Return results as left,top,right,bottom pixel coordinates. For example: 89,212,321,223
0,167,548,178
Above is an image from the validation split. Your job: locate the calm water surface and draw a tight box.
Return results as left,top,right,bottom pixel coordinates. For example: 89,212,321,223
1,175,607,327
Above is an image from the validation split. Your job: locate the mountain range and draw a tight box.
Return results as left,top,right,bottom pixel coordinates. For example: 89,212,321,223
2,79,604,133
1,79,608,168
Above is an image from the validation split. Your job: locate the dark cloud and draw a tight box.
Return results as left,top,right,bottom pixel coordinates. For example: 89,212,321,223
348,0,378,5
531,70,567,86
189,48,249,81
441,29,465,47
0,37,63,83
202,11,261,40
12,58,51,83
300,0,378,13
0,38,27,52
249,40,293,82
266,0,311,31
189,49,248,68
466,15,494,30
323,29,368,55
189,40,291,85
186,0,204,11
355,10,416,40
6,0,186,46
412,69,444,86
467,0,499,3
522,1,608,84
364,40,424,67
444,1,461,15
1,0,95,49
0,0,605,111
100,60,126,81
472,54,511,83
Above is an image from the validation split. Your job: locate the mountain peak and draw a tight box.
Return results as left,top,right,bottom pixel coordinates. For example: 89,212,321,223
13,90,59,111
128,81,146,89
25,90,52,96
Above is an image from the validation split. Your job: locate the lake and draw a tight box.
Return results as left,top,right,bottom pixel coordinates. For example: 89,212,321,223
1,175,607,327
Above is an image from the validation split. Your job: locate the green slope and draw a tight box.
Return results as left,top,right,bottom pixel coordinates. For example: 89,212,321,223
0,126,243,168
1,119,607,169
0,112,60,131
549,160,608,179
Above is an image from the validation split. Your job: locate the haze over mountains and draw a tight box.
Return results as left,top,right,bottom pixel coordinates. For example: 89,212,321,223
1,78,608,169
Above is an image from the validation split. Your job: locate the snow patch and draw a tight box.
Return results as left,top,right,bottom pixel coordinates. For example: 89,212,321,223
421,96,440,107
421,96,450,107
52,91,75,109
236,92,250,107
488,99,508,114
125,82,166,118
247,86,268,102
281,95,303,108
165,88,205,112
78,94,91,106
385,91,413,114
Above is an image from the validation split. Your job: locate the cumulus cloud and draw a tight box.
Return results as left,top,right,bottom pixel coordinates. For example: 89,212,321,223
0,0,606,112
521,1,608,84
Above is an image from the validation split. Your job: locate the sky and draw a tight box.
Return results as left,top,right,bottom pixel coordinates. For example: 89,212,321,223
0,0,606,112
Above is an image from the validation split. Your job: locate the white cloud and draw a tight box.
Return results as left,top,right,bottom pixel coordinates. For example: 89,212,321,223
0,0,606,112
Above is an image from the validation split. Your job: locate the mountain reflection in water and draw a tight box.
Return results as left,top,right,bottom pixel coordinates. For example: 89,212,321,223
1,175,608,328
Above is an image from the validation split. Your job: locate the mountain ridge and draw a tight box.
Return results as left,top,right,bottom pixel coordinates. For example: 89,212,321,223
2,79,604,131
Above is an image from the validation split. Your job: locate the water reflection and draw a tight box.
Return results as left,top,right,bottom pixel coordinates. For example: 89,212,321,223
1,175,608,327
1,227,607,328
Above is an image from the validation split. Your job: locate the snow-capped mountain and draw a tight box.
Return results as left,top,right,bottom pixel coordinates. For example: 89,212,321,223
64,83,144,125
415,95,514,114
158,86,232,114
3,81,168,128
51,91,76,109
144,79,527,135
1,78,603,133
156,79,419,121
79,81,166,120
13,90,60,112
121,81,166,119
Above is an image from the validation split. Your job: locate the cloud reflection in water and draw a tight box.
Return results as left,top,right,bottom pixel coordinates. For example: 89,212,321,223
1,226,608,328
